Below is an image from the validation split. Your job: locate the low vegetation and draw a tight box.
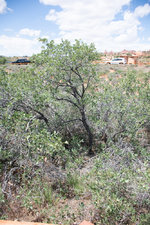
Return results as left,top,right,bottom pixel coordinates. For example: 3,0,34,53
0,40,150,224
0,56,7,65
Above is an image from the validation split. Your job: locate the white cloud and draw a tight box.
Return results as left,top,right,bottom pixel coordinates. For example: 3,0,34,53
0,0,12,14
40,0,150,51
45,9,59,21
19,28,41,37
134,3,150,18
0,0,7,13
0,35,42,56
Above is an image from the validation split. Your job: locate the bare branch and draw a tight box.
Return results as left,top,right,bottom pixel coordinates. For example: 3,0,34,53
55,96,81,109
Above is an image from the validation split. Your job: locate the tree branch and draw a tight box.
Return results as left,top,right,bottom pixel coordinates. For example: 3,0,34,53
55,96,81,109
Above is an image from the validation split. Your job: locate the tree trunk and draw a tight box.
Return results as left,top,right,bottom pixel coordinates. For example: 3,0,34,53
80,108,94,155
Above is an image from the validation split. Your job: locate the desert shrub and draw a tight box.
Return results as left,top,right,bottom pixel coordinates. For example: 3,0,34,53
55,171,85,198
87,143,150,224
20,179,55,210
90,69,150,149
32,39,99,154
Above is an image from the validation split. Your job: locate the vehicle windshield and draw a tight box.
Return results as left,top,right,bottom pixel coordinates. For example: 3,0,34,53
18,59,27,61
112,58,123,61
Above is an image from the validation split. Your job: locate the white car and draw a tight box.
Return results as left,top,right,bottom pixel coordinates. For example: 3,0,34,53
107,58,127,64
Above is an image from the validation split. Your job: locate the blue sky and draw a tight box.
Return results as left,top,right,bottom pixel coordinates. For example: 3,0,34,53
0,0,150,56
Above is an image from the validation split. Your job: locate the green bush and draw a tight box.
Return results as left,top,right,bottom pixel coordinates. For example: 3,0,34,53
87,145,150,224
0,56,6,64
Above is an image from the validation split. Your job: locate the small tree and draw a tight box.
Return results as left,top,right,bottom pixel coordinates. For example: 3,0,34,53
33,39,99,154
